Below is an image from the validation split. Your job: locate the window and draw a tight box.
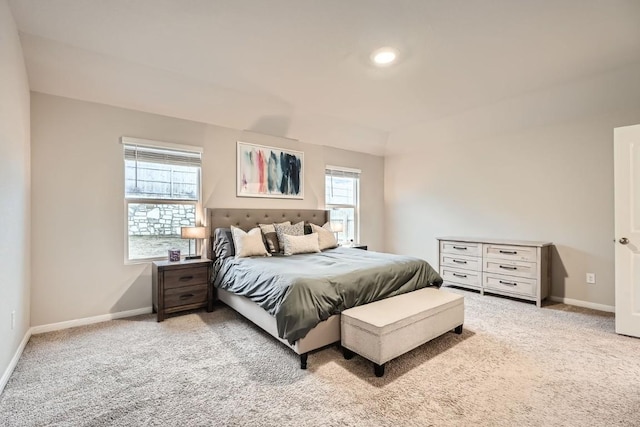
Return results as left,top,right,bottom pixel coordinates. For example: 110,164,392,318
325,166,361,245
123,137,202,261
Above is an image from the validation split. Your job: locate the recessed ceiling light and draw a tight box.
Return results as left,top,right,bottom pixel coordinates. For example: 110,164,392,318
371,47,398,66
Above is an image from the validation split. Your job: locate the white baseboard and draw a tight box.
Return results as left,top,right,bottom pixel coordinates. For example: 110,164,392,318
0,328,32,395
1,307,153,396
30,306,153,335
548,296,615,313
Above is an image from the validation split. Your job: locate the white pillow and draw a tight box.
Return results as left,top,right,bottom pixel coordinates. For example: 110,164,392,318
310,223,338,251
231,226,269,258
283,233,321,256
274,221,305,252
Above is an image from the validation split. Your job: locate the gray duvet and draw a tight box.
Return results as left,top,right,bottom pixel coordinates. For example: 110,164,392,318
213,247,443,344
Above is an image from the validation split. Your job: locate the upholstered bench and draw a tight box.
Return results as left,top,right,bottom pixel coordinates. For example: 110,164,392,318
341,287,464,377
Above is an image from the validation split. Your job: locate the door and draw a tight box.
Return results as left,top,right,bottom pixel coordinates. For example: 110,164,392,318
614,124,640,337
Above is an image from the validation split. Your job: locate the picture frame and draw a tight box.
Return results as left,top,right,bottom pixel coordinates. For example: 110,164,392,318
237,141,304,199
168,248,180,262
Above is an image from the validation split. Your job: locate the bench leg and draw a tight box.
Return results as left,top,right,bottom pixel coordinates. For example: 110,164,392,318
454,324,463,334
300,353,308,370
374,363,385,377
342,347,355,360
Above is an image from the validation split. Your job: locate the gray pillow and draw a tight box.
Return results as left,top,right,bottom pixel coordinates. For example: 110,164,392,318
274,221,304,253
213,228,235,259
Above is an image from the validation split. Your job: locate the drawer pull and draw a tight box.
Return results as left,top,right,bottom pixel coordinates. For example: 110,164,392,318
179,275,194,282
499,280,517,286
453,259,467,264
453,273,468,278
179,293,195,300
499,265,517,270
499,250,517,255
453,246,467,250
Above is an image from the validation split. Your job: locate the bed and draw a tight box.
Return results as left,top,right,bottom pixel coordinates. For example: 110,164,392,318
206,208,443,369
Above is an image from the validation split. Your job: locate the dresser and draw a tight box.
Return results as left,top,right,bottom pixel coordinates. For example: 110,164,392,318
152,258,213,322
437,237,552,307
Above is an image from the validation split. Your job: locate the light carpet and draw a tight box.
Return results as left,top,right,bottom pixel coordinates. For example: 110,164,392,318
1,288,639,426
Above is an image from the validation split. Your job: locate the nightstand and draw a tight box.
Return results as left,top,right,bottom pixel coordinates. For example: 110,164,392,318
152,258,213,322
343,243,367,250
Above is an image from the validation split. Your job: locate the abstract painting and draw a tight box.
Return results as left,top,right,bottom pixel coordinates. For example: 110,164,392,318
237,142,304,199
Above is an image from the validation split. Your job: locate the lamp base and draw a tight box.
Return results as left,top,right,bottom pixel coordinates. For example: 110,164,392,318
185,255,202,260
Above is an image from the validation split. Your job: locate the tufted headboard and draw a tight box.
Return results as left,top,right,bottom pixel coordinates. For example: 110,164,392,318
205,208,329,260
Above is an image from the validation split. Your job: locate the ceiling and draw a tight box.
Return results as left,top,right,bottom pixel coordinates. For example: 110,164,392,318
9,0,640,155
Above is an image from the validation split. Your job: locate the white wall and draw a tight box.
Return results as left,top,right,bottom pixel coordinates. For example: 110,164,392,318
30,93,384,327
0,0,30,385
385,62,640,308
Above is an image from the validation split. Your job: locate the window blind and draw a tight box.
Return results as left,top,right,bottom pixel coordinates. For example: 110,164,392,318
325,166,360,203
325,166,361,180
124,144,201,167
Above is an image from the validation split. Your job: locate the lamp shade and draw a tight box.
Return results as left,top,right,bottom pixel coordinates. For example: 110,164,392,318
181,226,206,239
330,221,344,233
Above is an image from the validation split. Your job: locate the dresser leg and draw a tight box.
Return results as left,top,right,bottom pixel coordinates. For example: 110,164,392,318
300,353,308,369
454,324,463,334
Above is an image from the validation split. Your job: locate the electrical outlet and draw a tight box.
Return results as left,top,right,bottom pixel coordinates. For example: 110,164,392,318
11,311,15,330
586,273,596,284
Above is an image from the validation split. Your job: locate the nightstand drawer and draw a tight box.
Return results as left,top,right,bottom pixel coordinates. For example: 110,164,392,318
164,266,209,289
164,284,208,309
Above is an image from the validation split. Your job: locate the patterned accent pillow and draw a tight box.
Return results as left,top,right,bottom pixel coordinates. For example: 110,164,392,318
259,221,291,253
310,222,338,251
274,221,305,253
231,226,269,258
283,233,321,256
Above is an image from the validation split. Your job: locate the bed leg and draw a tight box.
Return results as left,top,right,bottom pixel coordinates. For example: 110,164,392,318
342,347,355,360
300,353,308,370
374,363,385,377
454,324,463,334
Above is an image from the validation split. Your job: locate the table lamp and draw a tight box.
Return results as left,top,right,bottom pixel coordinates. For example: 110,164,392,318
181,226,206,260
330,221,344,242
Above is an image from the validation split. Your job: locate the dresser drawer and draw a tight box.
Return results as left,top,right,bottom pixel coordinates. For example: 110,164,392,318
440,241,481,257
441,253,482,272
483,274,536,297
164,266,209,289
164,283,208,308
441,267,482,288
483,259,537,279
484,244,537,262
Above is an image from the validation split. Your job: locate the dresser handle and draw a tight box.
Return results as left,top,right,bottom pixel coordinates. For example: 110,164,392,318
179,275,194,282
453,259,467,264
499,250,517,255
453,246,467,250
453,273,467,278
499,265,517,270
179,293,195,300
499,280,517,286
